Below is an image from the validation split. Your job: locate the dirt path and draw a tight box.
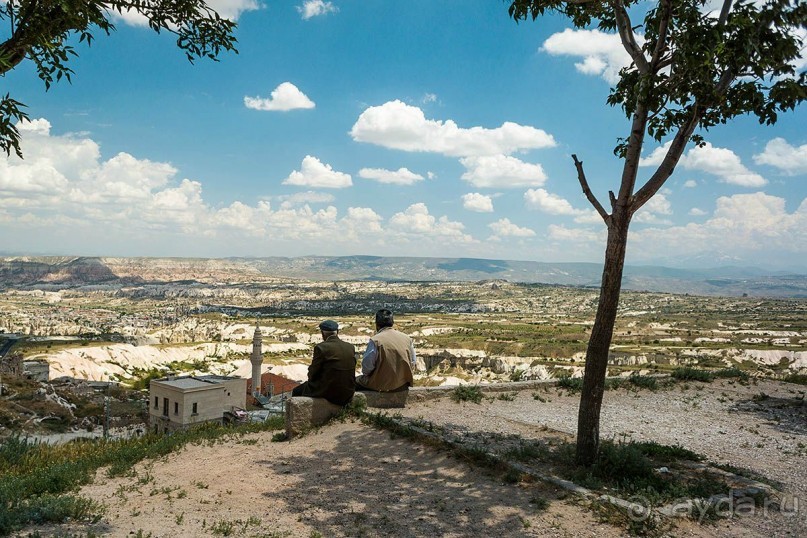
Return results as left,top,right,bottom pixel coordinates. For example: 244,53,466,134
23,421,647,538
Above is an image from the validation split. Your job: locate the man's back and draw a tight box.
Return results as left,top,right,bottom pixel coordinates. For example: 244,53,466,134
366,327,414,392
307,336,356,405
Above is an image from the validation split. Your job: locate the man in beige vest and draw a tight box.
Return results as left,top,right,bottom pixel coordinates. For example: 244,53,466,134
356,309,415,392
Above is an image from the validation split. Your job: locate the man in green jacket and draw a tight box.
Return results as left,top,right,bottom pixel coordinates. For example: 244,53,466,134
292,320,356,406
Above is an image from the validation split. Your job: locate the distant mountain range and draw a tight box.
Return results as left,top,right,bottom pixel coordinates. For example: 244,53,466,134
1,255,805,298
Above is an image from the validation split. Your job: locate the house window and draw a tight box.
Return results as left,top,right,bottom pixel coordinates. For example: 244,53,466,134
174,402,179,415
162,398,168,417
192,402,198,415
154,396,158,408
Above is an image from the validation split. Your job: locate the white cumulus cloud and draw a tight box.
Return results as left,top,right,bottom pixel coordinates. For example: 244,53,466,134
461,193,494,213
358,167,424,185
207,0,260,20
489,218,535,238
641,141,767,187
542,28,642,84
277,191,335,208
350,100,555,157
297,0,338,19
631,192,807,264
523,188,602,224
244,82,315,112
753,138,807,176
113,0,258,26
389,203,473,242
548,224,603,243
461,155,547,188
524,188,582,215
339,207,385,241
5,118,489,253
282,156,352,189
633,192,673,224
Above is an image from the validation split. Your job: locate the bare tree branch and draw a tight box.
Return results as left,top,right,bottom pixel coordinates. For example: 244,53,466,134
572,154,610,223
612,0,650,74
631,107,701,212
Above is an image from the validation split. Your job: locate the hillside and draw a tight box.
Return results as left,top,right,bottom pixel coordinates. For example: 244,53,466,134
1,255,806,297
13,379,806,537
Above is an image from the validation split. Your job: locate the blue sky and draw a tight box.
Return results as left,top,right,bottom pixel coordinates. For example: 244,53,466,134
2,0,806,270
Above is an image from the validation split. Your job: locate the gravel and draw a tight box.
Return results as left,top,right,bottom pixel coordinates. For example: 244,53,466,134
401,378,807,536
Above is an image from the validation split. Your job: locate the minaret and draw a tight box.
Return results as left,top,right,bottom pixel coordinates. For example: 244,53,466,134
250,322,263,396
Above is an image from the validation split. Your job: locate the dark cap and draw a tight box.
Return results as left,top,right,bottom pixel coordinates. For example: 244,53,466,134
319,320,339,331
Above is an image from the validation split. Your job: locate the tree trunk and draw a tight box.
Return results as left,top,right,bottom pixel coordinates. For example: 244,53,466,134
575,208,631,466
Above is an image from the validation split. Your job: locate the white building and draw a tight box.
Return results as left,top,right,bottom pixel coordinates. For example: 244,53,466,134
149,375,246,433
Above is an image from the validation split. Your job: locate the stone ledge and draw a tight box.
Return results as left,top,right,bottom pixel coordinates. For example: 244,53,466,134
408,379,560,402
361,389,408,409
285,393,368,439
285,396,342,439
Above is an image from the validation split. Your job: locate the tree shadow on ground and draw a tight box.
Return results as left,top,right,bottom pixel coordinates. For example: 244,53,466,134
730,394,807,436
260,423,556,537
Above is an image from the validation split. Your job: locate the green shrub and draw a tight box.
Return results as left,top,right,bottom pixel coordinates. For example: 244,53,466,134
128,368,167,391
503,441,549,462
603,378,624,390
783,374,807,386
631,440,703,462
556,376,583,393
672,367,714,383
451,385,483,404
713,367,749,380
628,374,658,391
562,439,712,503
588,441,654,487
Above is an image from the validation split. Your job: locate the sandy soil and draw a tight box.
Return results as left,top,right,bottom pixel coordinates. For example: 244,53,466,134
18,379,806,537
22,421,648,538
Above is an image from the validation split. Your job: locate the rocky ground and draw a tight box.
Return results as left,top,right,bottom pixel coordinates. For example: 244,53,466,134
401,378,807,537
18,378,806,537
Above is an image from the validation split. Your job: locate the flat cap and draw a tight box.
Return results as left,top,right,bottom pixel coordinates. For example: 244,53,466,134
319,319,339,331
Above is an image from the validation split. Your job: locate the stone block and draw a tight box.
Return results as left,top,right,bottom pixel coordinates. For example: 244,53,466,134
285,396,344,438
362,389,408,409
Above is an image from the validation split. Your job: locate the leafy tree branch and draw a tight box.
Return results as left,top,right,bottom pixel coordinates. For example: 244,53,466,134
0,0,239,158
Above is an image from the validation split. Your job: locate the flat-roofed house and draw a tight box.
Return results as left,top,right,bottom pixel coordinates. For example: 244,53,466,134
149,375,246,433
